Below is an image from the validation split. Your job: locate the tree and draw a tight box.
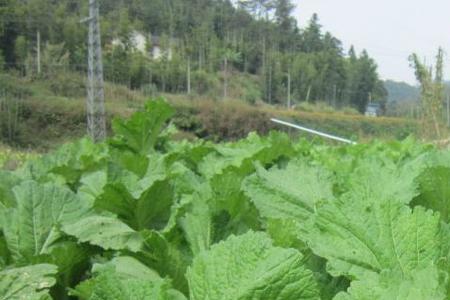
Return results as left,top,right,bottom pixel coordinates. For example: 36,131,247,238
40,42,70,78
222,48,241,99
14,35,27,71
0,0,386,110
238,0,275,19
274,0,295,50
409,48,445,139
348,50,380,113
274,0,295,32
0,50,5,72
302,14,323,53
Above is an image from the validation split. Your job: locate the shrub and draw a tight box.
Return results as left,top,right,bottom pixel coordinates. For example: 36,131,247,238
192,70,219,96
48,72,86,98
141,83,158,97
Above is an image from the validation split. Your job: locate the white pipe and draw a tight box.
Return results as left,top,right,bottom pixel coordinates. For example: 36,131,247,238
271,118,357,145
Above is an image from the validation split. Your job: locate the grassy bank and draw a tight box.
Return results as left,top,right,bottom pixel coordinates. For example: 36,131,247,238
0,73,423,150
170,98,419,142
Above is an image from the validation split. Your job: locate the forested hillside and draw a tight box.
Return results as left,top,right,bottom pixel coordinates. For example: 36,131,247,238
0,0,386,111
384,80,420,103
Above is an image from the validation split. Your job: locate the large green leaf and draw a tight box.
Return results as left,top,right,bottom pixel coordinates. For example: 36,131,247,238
0,171,20,210
72,256,186,300
179,185,213,256
78,273,183,300
334,265,446,300
94,184,136,226
95,179,174,231
0,264,57,300
111,99,175,155
109,149,149,177
163,140,214,174
1,181,91,261
187,231,319,300
18,138,107,183
138,230,191,294
49,242,90,280
198,132,293,179
93,256,163,281
339,157,420,205
412,166,450,222
93,157,199,233
243,161,334,221
304,201,442,279
197,133,294,239
77,170,108,203
0,234,10,268
134,180,174,231
62,214,143,252
44,241,91,300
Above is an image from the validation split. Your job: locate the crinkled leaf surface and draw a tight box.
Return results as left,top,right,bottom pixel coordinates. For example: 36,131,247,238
334,265,446,300
340,157,419,205
73,256,186,300
208,168,262,239
304,201,442,279
243,161,334,221
1,181,91,261
48,241,90,278
179,185,213,256
80,272,183,300
18,138,107,183
138,230,191,294
187,231,320,300
0,264,57,300
413,166,450,222
198,132,292,179
196,134,294,240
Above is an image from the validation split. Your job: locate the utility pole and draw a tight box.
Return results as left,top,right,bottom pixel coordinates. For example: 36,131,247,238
306,85,311,103
447,94,450,127
81,0,106,142
223,56,228,100
332,84,337,108
36,30,41,75
287,71,291,109
268,63,272,104
187,57,191,95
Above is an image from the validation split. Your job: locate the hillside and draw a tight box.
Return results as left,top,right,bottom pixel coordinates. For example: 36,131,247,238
384,80,420,103
1,0,386,113
1,0,443,151
0,72,419,151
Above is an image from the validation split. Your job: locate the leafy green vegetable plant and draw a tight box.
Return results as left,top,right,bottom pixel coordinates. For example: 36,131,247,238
1,99,449,299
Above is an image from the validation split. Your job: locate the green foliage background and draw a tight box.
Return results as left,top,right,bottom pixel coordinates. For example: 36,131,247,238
0,0,387,110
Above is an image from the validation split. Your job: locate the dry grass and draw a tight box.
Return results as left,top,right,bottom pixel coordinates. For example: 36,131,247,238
0,144,39,170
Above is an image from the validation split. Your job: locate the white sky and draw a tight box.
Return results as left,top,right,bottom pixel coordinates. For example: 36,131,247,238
295,0,450,84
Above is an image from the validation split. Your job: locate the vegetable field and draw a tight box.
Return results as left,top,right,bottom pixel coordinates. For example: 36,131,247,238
1,99,450,299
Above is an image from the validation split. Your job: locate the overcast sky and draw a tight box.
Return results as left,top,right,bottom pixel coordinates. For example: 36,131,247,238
295,0,450,85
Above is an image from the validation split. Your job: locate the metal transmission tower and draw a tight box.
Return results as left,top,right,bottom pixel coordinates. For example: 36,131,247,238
81,0,106,142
